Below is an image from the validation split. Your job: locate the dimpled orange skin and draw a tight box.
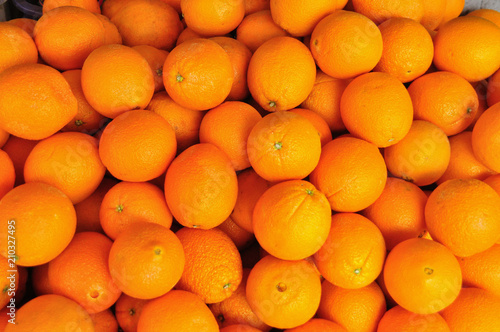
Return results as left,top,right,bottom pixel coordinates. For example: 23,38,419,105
0,23,38,74
458,244,500,297
132,45,169,93
247,36,316,112
42,0,101,13
377,305,451,332
468,8,500,28
351,0,424,24
4,18,37,38
289,108,332,147
115,294,150,332
472,102,500,172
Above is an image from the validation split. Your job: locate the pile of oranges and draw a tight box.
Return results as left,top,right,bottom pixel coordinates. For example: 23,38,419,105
1,0,500,331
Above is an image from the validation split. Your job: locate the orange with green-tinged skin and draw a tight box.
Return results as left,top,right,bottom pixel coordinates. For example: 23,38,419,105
48,232,122,314
90,309,119,332
362,177,428,250
0,63,77,140
132,45,169,93
115,294,150,332
440,287,500,332
472,102,500,172
438,0,464,28
4,294,94,332
94,14,122,45
289,108,332,146
246,255,321,329
0,23,38,73
42,0,101,13
408,71,478,136
5,18,37,37
0,183,76,267
458,244,500,297
377,305,451,332
317,281,386,332
314,213,386,289
253,180,331,260
384,120,450,186
468,8,500,28
0,257,19,308
340,72,413,147
420,0,446,30
246,111,321,182
285,318,347,332
164,143,238,229
217,217,255,251
163,38,233,111
434,16,500,82
175,228,243,303
247,36,316,112
0,150,14,201
310,10,383,80
384,238,462,314
425,179,500,257
310,137,387,212
109,222,185,299
81,44,155,119
352,0,423,24
137,290,219,332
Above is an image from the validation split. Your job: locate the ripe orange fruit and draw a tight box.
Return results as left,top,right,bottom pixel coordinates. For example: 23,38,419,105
246,111,321,182
472,102,500,172
253,180,331,260
487,68,500,107
0,182,76,267
0,129,8,148
384,238,462,314
132,45,169,93
425,179,500,257
81,44,155,118
310,137,387,212
217,217,255,251
4,294,94,332
317,281,386,332
374,18,434,83
175,27,202,45
181,0,245,36
352,0,424,24
220,325,263,332
0,23,38,74
310,10,383,79
408,71,478,136
24,132,106,204
163,38,233,111
34,6,105,70
109,222,185,299
377,305,451,332
137,290,219,332
247,36,316,112
285,319,347,332
94,13,123,45
420,0,446,30
340,72,413,147
246,255,322,329
384,120,450,186
468,8,500,28
289,108,332,146
2,138,39,188
434,16,500,82
90,309,119,332
438,0,464,28
175,228,242,303
42,0,101,13
115,294,150,332
458,244,500,297
48,232,122,314
164,143,238,229
5,18,37,37
245,0,269,15
0,63,77,140
0,150,14,201
440,287,500,331
314,213,386,289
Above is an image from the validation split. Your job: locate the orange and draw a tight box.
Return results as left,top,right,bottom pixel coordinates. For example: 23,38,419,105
351,0,424,24
0,129,8,148
246,255,321,329
90,309,119,332
163,38,233,111
5,18,37,37
289,108,332,146
0,23,38,74
362,177,428,250
32,264,52,296
236,10,290,53
94,13,123,45
384,120,450,186
383,238,462,314
48,232,122,314
61,69,107,135
440,287,500,332
24,132,106,204
4,294,94,332
310,10,383,79
438,0,464,28
231,168,270,233
34,6,105,70
42,0,101,13
132,45,169,93
300,71,349,133
246,111,321,182
374,18,434,83
0,257,18,308
181,0,245,36
420,0,446,30
472,102,500,172
110,0,182,50
0,63,77,140
216,216,255,251
137,290,219,332
458,244,500,297
437,131,495,184
164,143,238,229
408,71,478,136
433,16,500,82
253,180,331,260
220,325,263,332
99,109,177,182
310,137,387,212
468,8,500,28
199,101,262,171
81,44,155,118
115,294,150,332
245,0,269,15
0,150,15,201
101,0,134,19
109,222,185,299
285,318,347,332
468,80,489,130
314,213,386,289
175,27,202,45
0,182,76,267
487,68,500,107
377,305,451,332
484,173,500,199
340,72,413,147
426,179,500,257
210,36,252,101
247,36,316,112
270,0,347,37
